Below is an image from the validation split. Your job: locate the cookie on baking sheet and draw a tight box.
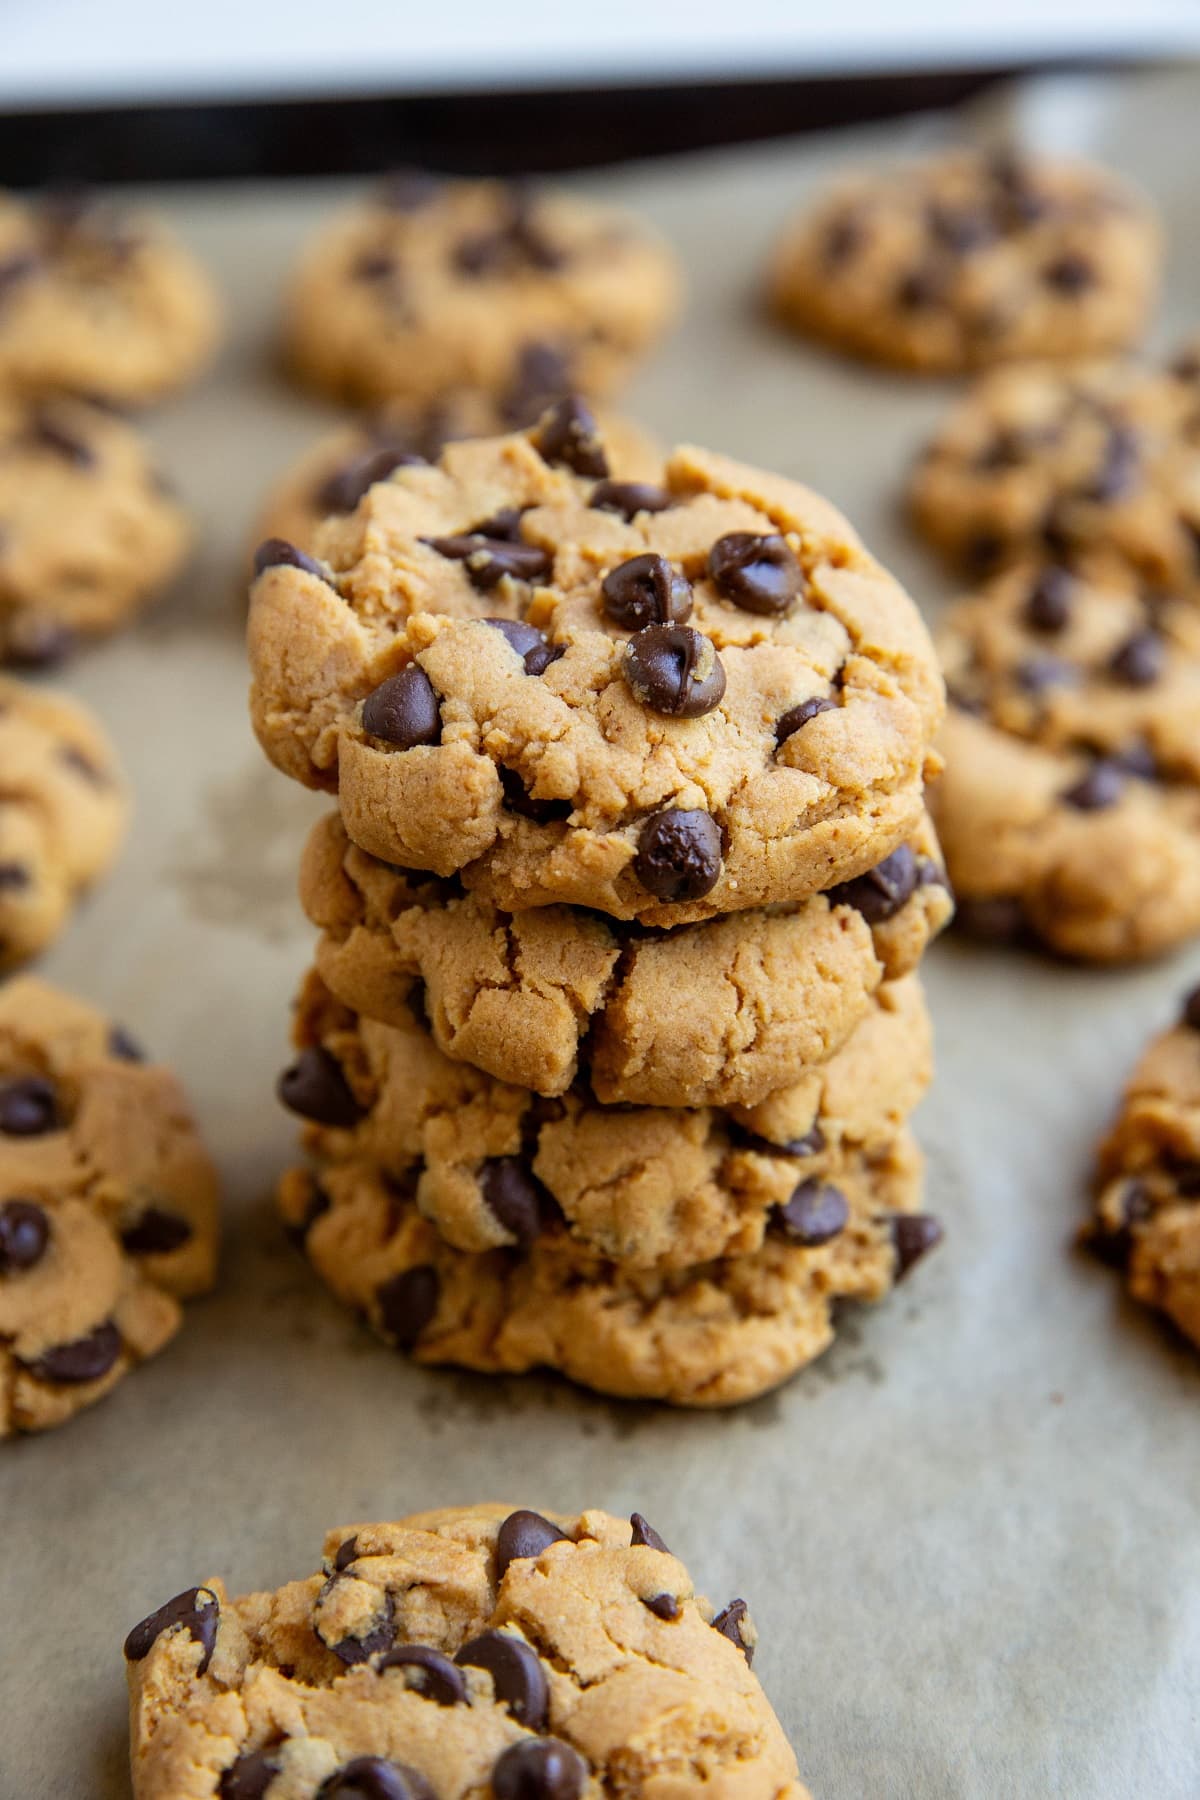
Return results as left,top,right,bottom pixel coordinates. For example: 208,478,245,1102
125,1502,808,1800
0,393,191,666
931,562,1200,961
0,978,219,1437
908,352,1200,583
278,965,932,1269
249,404,944,926
300,808,950,1106
0,676,127,970
770,147,1159,373
1085,986,1200,1349
283,173,681,407
0,188,220,404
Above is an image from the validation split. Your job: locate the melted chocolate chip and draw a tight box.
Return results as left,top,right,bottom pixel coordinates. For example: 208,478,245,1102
775,695,835,745
456,1630,549,1727
376,1266,439,1348
1043,252,1094,293
630,1513,671,1554
590,480,672,520
219,1750,281,1800
378,1643,466,1705
623,625,726,718
1061,760,1125,812
480,1157,560,1248
1109,629,1164,687
316,445,424,515
533,397,609,479
770,1179,849,1247
633,809,723,904
361,667,442,748
252,538,331,581
0,1198,49,1272
0,1076,60,1136
482,617,562,675
120,1208,193,1255
601,553,692,631
124,1585,219,1672
643,1592,681,1621
1024,567,1073,633
21,1319,122,1384
277,1047,362,1127
826,844,918,924
891,1213,944,1279
708,533,803,616
498,764,573,824
422,530,551,589
495,1509,570,1581
491,1739,587,1800
108,1024,146,1062
318,1758,434,1800
711,1598,754,1665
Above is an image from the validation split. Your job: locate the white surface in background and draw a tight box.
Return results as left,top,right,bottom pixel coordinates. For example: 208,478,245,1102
3,0,1200,108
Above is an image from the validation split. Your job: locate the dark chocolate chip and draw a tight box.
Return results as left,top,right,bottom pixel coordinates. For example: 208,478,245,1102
0,863,29,890
629,1513,671,1554
643,1592,681,1621
1083,425,1140,503
287,1175,331,1249
277,1047,363,1127
353,250,398,282
456,1630,548,1727
1044,253,1094,293
775,695,835,745
711,1598,754,1665
891,1213,943,1279
378,168,440,211
1182,986,1200,1031
1109,629,1164,687
533,397,609,479
928,203,995,255
491,1738,587,1800
315,446,424,515
334,1535,360,1571
21,1319,122,1384
1016,655,1076,693
482,617,562,676
1087,1180,1152,1268
498,764,573,824
361,667,442,748
590,480,672,521
770,1179,849,1247
318,1758,434,1800
120,1208,193,1256
896,265,945,310
378,1643,467,1705
376,1266,439,1349
30,411,95,467
823,215,865,266
124,1585,219,1672
252,538,331,581
480,1157,560,1248
495,1509,570,1581
422,530,551,590
1061,760,1124,812
623,625,726,718
708,533,803,616
108,1024,146,1062
601,553,692,631
219,1750,281,1800
502,341,574,427
954,896,1027,943
324,1588,395,1666
1024,567,1073,633
730,1122,827,1159
826,844,918,924
1113,740,1158,781
0,1198,49,1272
5,621,74,669
0,1076,60,1136
633,809,723,904
965,530,1007,574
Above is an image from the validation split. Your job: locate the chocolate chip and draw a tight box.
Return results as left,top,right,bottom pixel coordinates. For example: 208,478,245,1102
480,1157,560,1248
277,1047,363,1127
318,1758,434,1800
1016,655,1076,693
776,695,835,745
4,621,74,668
954,896,1027,943
29,411,95,467
591,481,673,521
0,863,29,890
1088,1180,1152,1268
823,215,865,266
495,1509,570,1581
928,203,995,255
708,533,803,616
896,266,945,310
316,445,424,515
219,1750,281,1800
252,538,331,581
108,1024,146,1062
287,1176,331,1249
891,1213,943,1279
965,530,1007,574
124,1585,219,1672
643,1592,681,1620
353,250,398,282
634,809,723,903
378,168,440,211
731,1121,827,1158
361,667,442,748
376,1266,439,1349
826,844,918,924
482,617,562,676
21,1319,122,1384
630,1513,672,1554
0,1076,60,1136
120,1208,193,1255
770,1179,849,1247
0,1199,49,1272
711,1598,754,1665
378,1643,467,1705
456,1630,548,1727
1109,629,1164,687
1044,253,1094,293
623,625,726,718
323,1587,395,1666
1114,740,1158,781
601,553,692,631
1183,986,1200,1031
334,1535,360,1571
533,397,609,479
59,743,108,786
422,530,551,590
1083,425,1140,503
491,1739,587,1800
1061,760,1124,811
1024,567,1073,633
498,764,573,824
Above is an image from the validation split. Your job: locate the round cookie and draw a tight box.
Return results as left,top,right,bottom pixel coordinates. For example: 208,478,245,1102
0,977,219,1437
279,966,932,1270
1085,985,1200,1349
283,174,681,407
0,188,220,404
908,352,1200,584
249,404,944,926
0,393,191,664
769,147,1159,373
0,676,127,970
300,809,951,1106
931,561,1200,961
125,1503,808,1799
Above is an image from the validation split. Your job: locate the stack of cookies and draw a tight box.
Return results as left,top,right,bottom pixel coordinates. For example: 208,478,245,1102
250,399,952,1406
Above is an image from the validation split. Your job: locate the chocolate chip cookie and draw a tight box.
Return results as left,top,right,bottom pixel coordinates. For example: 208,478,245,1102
0,977,219,1437
300,809,950,1105
0,676,127,969
249,405,944,925
931,561,1200,960
284,174,681,407
0,187,221,404
0,392,191,665
125,1503,807,1799
770,148,1159,372
1085,986,1200,1349
279,965,932,1269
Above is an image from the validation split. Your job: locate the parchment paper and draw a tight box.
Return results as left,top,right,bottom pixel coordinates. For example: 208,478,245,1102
3,65,1200,1800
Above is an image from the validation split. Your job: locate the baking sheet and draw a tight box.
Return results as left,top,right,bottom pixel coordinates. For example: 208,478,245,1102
4,64,1200,1800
